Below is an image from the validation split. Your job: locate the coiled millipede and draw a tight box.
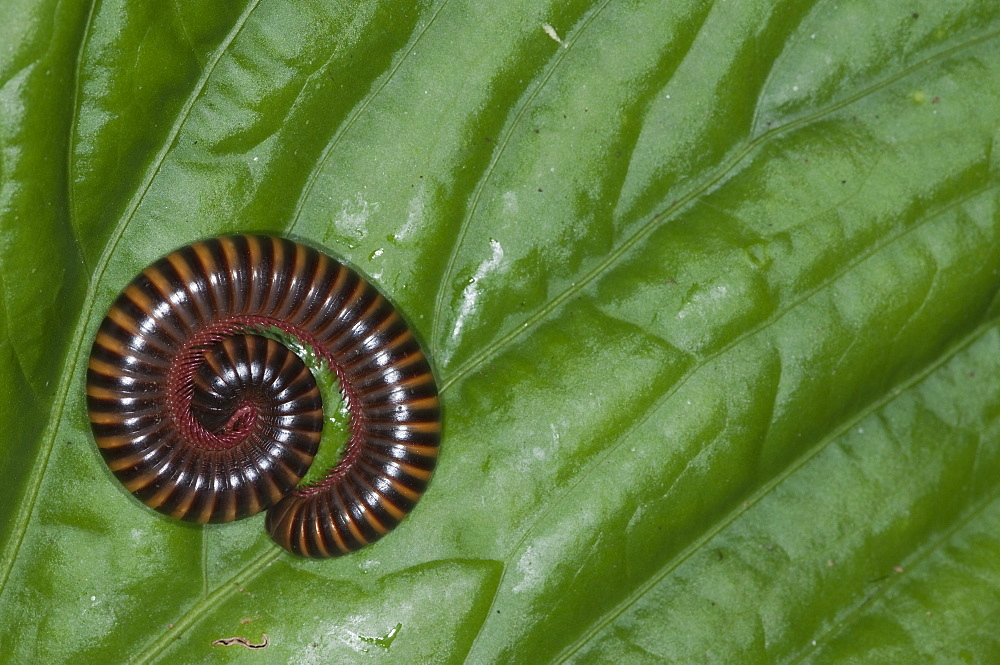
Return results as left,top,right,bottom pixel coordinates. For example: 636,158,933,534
85,235,440,558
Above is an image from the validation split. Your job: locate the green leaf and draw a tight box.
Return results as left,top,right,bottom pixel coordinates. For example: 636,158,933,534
1,0,998,662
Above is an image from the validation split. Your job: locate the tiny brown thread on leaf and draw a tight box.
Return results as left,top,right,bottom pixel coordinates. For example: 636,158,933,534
211,633,269,649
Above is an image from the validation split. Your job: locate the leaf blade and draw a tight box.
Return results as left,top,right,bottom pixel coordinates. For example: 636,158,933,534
0,0,997,663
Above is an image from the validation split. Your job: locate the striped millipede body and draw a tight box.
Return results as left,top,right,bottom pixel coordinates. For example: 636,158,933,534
85,235,440,558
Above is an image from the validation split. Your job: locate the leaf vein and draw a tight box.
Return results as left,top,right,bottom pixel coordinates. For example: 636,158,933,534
438,27,1000,396
0,0,263,600
784,465,1000,664
430,0,615,354
552,295,1000,663
287,0,454,236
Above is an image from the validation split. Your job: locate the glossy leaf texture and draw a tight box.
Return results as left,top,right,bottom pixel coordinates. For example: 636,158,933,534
0,0,998,662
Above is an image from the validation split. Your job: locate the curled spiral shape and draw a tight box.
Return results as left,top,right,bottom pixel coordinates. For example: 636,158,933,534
86,235,441,558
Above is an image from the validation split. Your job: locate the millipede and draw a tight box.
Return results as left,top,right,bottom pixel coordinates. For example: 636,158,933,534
85,235,441,558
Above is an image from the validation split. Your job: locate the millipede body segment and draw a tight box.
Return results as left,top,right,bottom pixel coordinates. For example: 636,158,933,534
86,235,441,557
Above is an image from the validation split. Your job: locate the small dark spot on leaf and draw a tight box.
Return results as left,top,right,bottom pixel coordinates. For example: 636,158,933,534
841,180,847,184
932,96,939,103
537,188,543,192
533,128,540,134
911,12,919,18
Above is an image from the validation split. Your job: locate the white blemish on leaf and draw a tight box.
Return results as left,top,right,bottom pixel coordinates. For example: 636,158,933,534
512,545,542,593
542,23,567,48
394,185,427,241
501,191,519,215
451,239,505,343
334,193,379,246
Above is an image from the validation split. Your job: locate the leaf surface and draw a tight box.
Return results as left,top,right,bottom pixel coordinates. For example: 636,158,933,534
0,0,998,662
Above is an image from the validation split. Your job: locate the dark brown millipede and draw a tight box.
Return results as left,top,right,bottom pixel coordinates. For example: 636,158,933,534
85,235,441,558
